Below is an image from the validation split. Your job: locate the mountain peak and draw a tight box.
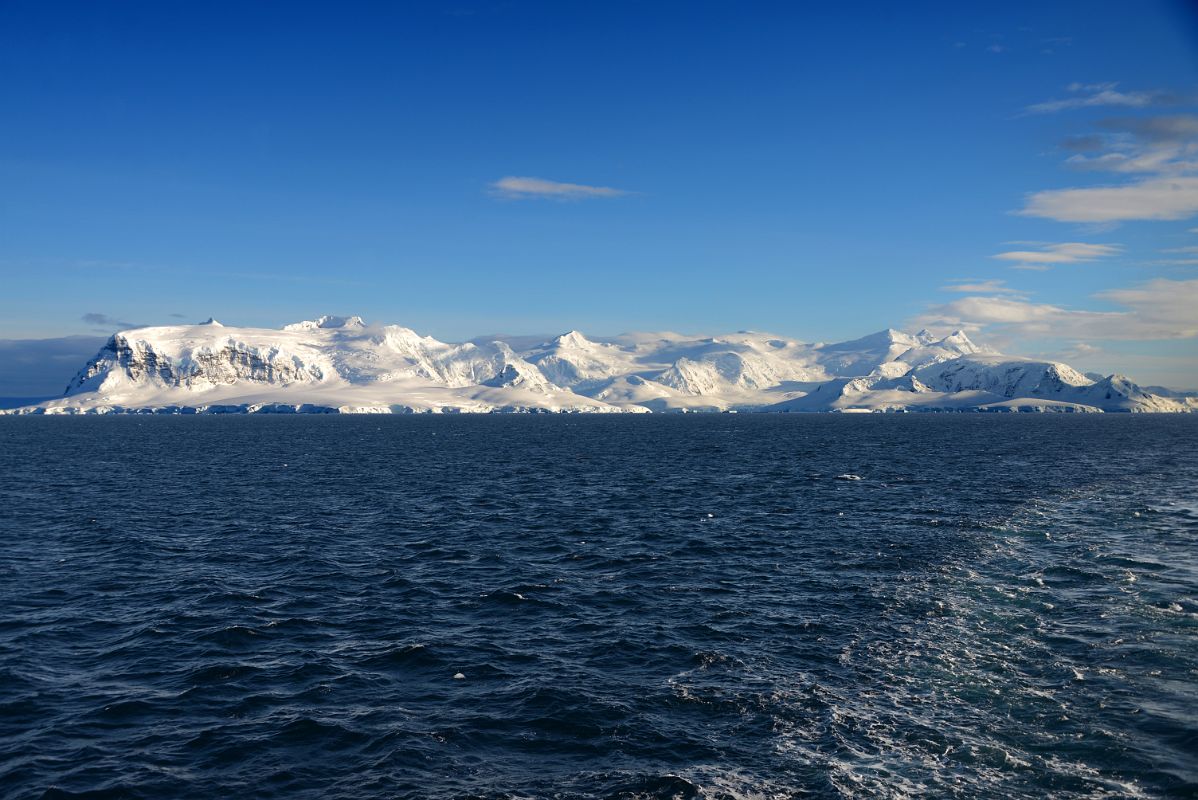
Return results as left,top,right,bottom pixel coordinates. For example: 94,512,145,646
552,330,593,348
317,315,365,329
871,328,919,345
823,328,918,351
199,317,223,327
283,315,366,332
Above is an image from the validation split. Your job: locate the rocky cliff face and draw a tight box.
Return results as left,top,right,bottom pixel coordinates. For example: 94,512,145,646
67,334,321,394
68,335,176,392
182,343,321,387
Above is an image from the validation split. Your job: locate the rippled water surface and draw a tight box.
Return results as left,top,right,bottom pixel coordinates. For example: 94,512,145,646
1,416,1197,799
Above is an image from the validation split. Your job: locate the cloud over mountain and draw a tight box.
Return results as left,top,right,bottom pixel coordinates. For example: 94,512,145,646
915,278,1198,341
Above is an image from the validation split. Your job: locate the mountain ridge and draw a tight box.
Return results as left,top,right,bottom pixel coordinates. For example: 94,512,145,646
3,316,1194,414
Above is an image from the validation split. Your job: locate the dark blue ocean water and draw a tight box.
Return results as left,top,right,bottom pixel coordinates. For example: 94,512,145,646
1,416,1196,799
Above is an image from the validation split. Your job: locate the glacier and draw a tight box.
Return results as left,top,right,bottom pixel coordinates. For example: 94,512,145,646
2,316,1194,415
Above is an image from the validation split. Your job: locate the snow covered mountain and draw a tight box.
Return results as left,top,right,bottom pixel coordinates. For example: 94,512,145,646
3,316,1193,414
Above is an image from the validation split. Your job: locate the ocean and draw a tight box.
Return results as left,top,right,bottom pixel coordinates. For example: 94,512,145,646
1,415,1196,799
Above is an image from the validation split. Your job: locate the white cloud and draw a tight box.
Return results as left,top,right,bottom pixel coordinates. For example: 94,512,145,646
913,278,1198,341
917,295,1074,329
1025,83,1162,114
991,241,1120,267
490,176,627,200
1098,279,1198,337
1019,176,1198,222
1019,107,1198,223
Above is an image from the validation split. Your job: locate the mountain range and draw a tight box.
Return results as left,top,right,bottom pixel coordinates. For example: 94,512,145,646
3,315,1194,414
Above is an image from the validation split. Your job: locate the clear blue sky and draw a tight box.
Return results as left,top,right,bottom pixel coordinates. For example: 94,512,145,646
2,1,1197,384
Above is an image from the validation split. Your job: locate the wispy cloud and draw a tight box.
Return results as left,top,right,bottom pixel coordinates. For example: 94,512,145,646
913,278,1198,341
82,312,143,330
490,176,628,200
1064,148,1193,175
1100,114,1198,142
1058,341,1102,360
1040,36,1073,51
1060,134,1106,152
1024,82,1165,114
1150,245,1198,267
941,279,1025,295
991,241,1120,268
1058,115,1198,176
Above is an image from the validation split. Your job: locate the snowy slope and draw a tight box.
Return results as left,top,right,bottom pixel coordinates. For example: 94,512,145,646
768,355,1193,413
912,355,1093,399
2,317,1192,414
811,328,930,377
524,331,642,391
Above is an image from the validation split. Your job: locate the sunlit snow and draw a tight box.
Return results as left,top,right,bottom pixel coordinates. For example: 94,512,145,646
3,317,1194,415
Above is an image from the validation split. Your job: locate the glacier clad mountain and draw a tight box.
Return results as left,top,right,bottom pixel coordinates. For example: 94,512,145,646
4,316,1194,414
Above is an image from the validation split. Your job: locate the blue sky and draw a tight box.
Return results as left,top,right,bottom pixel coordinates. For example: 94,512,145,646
2,1,1197,385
